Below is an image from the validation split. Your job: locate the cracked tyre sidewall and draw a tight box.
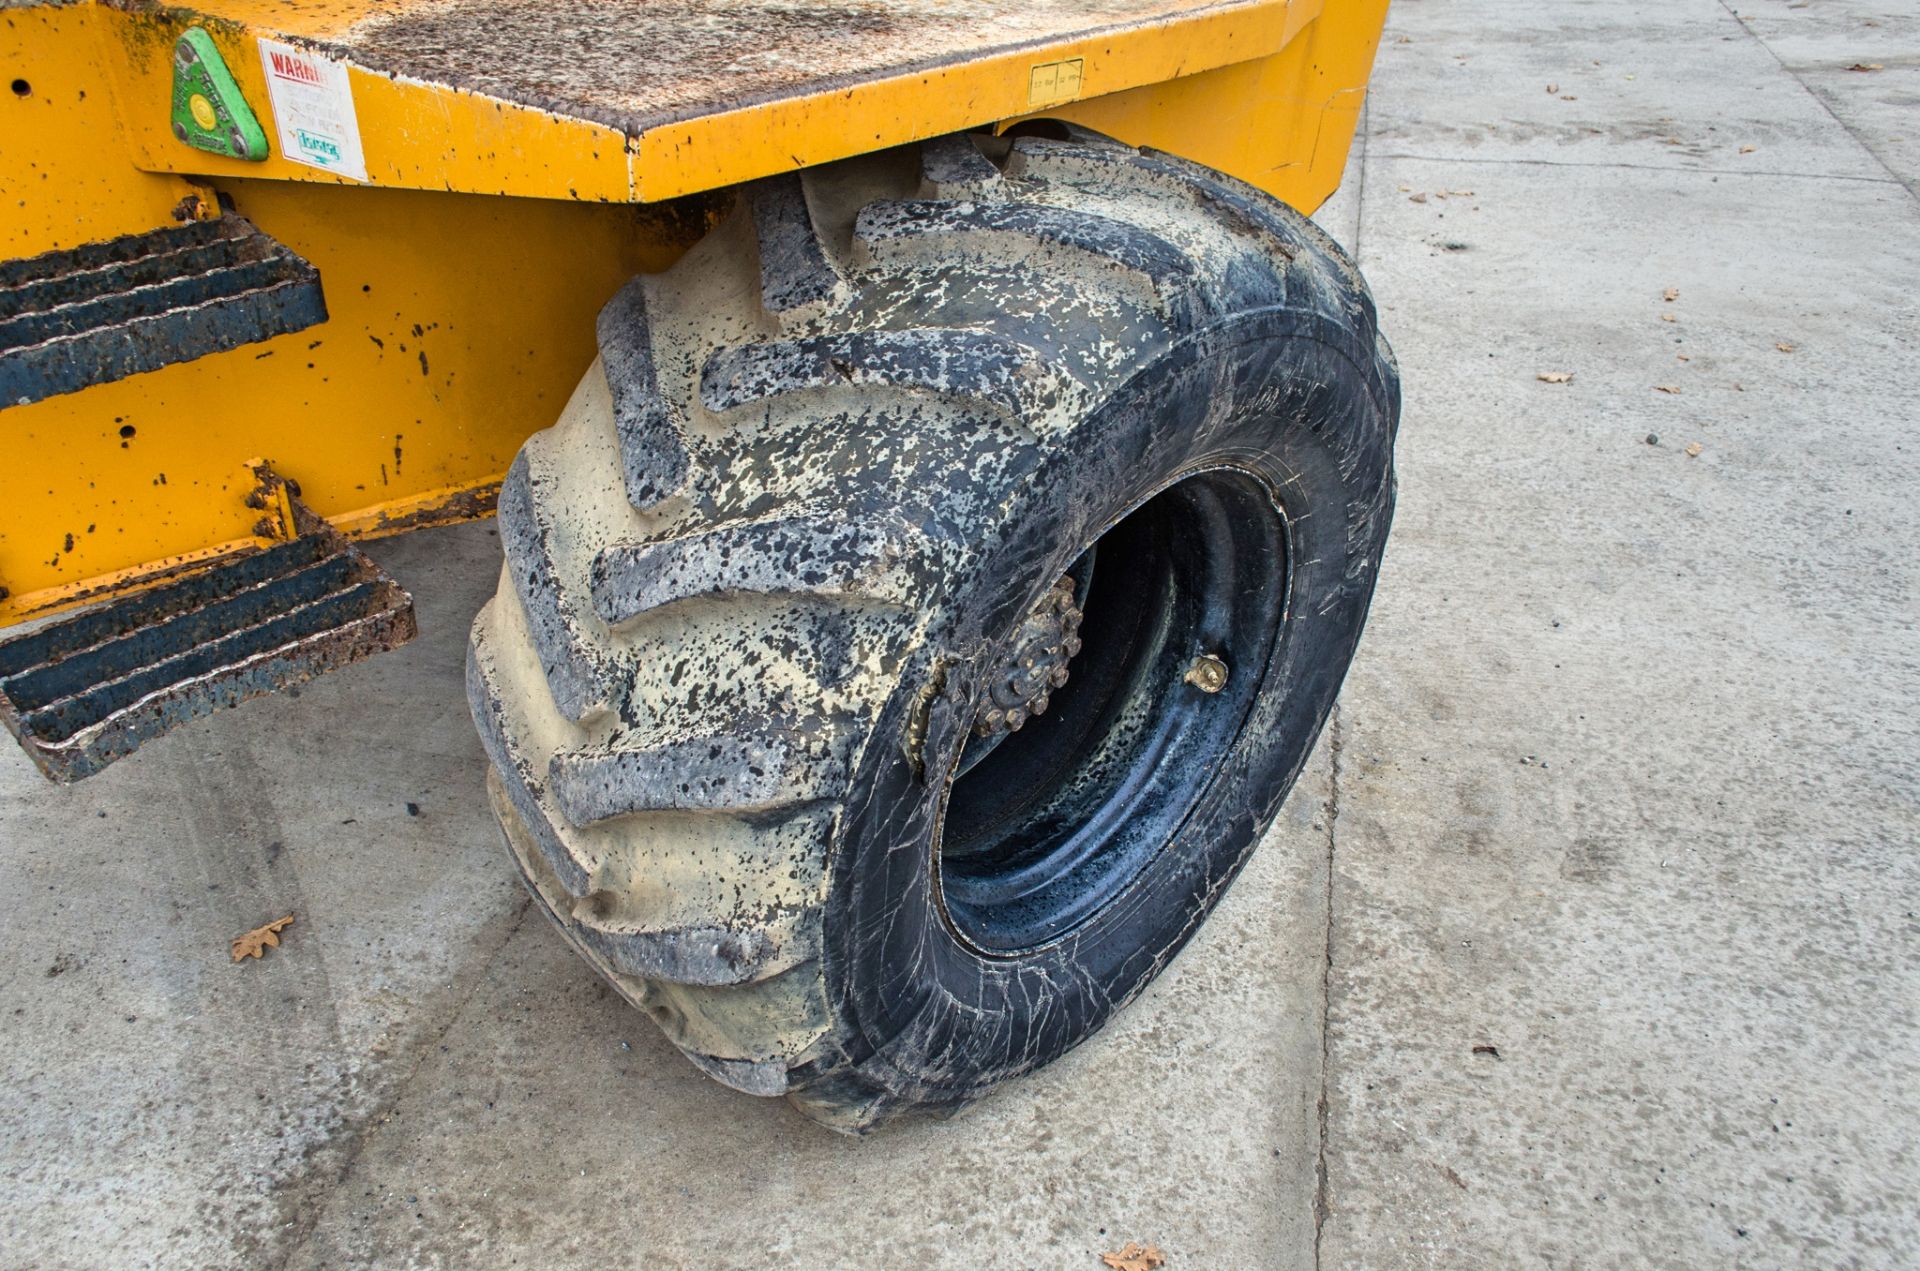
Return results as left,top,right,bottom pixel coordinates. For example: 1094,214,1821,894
794,309,1395,1128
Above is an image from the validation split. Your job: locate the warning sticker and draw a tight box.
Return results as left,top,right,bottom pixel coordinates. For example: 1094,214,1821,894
257,38,368,182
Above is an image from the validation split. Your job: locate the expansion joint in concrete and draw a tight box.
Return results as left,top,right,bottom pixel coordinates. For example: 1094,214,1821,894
1312,701,1343,1271
1714,0,1919,201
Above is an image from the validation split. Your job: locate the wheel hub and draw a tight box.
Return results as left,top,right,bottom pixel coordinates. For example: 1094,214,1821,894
973,574,1084,736
939,471,1289,952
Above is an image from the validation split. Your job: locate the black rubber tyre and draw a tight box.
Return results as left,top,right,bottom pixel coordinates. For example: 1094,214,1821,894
467,127,1398,1132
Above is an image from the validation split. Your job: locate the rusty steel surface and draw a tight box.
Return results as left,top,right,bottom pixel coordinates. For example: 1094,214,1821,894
328,0,1269,132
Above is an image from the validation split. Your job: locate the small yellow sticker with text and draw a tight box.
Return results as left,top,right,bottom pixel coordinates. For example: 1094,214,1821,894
1028,58,1085,106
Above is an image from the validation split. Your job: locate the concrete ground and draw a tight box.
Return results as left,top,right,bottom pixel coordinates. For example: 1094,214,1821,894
3,1,1916,1266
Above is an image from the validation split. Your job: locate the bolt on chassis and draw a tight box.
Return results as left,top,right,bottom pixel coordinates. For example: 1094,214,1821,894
0,0,1397,1131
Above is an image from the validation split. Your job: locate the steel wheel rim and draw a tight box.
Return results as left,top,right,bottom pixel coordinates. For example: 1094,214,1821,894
935,467,1290,954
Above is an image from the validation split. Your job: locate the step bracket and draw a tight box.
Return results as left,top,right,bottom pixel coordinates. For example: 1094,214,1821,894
0,473,415,782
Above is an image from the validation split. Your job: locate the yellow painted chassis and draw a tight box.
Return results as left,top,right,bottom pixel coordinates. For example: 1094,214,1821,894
0,0,1388,625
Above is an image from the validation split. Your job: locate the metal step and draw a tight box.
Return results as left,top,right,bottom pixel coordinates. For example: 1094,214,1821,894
0,528,414,783
0,215,325,407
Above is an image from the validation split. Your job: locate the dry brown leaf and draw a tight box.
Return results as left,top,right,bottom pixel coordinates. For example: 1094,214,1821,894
1450,189,1475,196
1664,136,1684,145
1660,313,1677,323
1684,442,1704,458
1847,63,1884,72
1101,1243,1168,1271
1409,192,1428,203
232,915,294,962
1775,341,1795,353
1663,288,1680,302
1677,354,1691,362
1546,82,1559,94
1398,184,1411,192
1537,371,1574,384
1396,34,1412,43
1654,385,1681,394
1740,144,1757,154
1560,94,1578,101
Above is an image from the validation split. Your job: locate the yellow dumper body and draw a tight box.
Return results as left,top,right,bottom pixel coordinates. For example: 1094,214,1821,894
0,0,1388,623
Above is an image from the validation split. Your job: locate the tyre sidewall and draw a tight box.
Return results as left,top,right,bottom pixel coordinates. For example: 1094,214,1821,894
804,308,1397,1117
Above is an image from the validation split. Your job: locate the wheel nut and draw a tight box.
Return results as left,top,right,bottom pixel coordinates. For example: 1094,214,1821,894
1183,653,1229,694
970,573,1085,738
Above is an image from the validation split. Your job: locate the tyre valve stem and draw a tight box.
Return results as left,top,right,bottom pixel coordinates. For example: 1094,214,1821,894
1183,652,1230,694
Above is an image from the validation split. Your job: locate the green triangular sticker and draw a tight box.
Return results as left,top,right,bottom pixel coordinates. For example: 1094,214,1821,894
171,27,269,162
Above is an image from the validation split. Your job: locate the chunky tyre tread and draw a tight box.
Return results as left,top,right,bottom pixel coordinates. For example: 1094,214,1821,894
589,515,921,624
749,174,841,314
700,327,1059,422
472,129,1393,1126
854,199,1200,298
469,613,598,898
496,452,613,722
490,766,819,993
598,280,693,512
918,132,1004,194
567,914,784,986
547,717,854,822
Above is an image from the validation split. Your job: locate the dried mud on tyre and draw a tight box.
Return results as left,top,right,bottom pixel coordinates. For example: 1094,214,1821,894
468,126,1398,1132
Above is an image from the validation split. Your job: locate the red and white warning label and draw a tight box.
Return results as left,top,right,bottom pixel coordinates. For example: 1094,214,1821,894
257,38,368,183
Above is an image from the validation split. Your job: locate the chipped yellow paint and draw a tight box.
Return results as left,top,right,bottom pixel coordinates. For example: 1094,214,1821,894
0,5,207,258
328,476,505,541
100,7,633,203
94,0,1315,202
0,0,1390,624
0,175,705,623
